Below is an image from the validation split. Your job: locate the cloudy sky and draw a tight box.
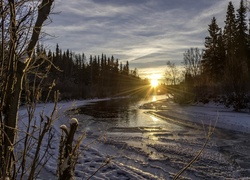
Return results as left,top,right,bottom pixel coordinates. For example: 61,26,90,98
44,0,241,79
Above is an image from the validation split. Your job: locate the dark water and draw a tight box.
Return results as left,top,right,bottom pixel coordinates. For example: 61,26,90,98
75,96,186,129
76,97,138,118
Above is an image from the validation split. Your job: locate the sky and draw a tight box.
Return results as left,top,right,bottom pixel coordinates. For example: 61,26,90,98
44,0,242,80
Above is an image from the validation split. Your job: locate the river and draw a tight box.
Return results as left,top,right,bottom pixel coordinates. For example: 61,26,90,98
72,95,250,179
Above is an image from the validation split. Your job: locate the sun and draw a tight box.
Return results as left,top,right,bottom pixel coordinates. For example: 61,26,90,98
150,79,159,88
149,74,161,88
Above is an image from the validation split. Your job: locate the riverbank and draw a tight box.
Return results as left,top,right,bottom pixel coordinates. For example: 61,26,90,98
146,99,250,134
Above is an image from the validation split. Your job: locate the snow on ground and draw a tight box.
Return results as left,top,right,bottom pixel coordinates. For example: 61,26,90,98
17,97,250,179
152,100,250,134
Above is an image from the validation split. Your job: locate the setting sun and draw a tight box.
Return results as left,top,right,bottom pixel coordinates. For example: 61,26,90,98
150,74,161,88
151,79,159,87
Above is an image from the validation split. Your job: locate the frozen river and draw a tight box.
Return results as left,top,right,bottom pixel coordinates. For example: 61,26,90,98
72,95,250,179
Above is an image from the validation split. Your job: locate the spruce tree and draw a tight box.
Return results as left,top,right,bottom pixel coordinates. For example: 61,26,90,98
236,0,250,72
217,29,226,76
223,1,237,61
223,1,238,86
202,17,224,82
236,0,249,69
223,1,249,109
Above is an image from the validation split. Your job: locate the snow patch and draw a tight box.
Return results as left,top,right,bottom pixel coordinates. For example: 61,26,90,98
70,118,78,125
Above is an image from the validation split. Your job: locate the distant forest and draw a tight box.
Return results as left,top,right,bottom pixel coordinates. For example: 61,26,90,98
30,44,153,100
170,0,250,111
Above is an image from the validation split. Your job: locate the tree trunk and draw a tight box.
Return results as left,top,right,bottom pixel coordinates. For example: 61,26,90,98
2,0,54,177
4,64,24,175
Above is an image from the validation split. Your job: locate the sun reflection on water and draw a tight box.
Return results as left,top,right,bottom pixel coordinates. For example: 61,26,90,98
152,96,156,102
148,133,158,141
150,115,159,122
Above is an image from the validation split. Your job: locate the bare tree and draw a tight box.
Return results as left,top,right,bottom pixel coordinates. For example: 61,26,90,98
183,48,203,77
0,0,54,178
165,61,180,85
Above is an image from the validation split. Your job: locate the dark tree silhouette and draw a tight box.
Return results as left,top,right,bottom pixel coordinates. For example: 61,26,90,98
202,17,225,82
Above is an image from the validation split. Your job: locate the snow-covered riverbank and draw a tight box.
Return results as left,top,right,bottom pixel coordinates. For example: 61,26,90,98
18,97,250,179
152,100,250,133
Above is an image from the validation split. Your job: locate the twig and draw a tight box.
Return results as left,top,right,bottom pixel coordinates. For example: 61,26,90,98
86,158,111,180
173,115,218,180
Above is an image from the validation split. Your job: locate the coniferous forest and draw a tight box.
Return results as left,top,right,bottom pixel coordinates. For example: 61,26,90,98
31,44,150,100
171,1,250,111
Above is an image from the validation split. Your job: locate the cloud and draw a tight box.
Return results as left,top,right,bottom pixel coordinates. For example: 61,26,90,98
44,0,242,78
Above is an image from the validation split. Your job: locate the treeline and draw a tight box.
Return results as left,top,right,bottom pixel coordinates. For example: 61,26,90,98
33,44,149,100
174,1,250,110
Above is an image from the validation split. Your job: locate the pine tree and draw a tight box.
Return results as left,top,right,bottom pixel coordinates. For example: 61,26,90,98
217,29,226,75
223,1,237,62
223,1,238,86
202,17,225,82
236,0,249,69
223,1,249,108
